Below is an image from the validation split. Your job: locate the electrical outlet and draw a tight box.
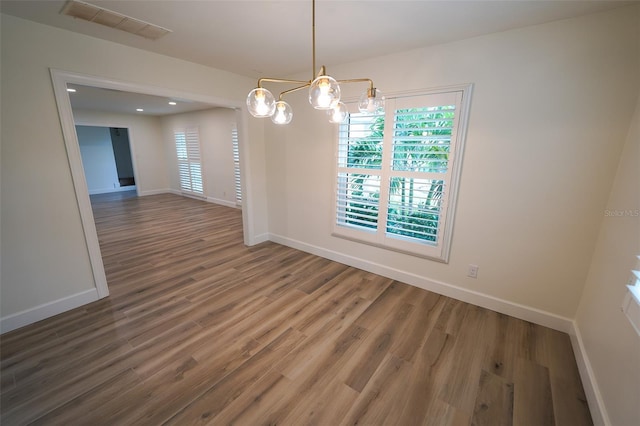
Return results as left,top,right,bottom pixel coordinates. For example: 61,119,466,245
468,264,479,279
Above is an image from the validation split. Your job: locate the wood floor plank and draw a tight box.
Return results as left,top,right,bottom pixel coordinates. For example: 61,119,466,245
389,290,445,363
396,328,456,425
550,374,592,426
513,357,556,426
340,353,413,426
279,380,360,426
261,323,370,425
423,397,471,426
209,369,295,425
272,303,371,381
0,192,593,425
471,370,514,426
163,327,306,425
437,304,493,416
29,368,143,426
344,301,414,392
2,320,202,424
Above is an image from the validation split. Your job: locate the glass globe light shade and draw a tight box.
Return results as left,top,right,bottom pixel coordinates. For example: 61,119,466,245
309,75,340,110
328,102,348,123
271,101,293,125
358,88,385,114
247,88,276,118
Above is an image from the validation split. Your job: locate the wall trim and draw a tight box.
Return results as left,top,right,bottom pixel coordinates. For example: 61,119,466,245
138,188,172,197
249,233,270,246
268,233,574,333
206,196,238,209
89,185,137,195
0,289,99,334
569,323,611,426
50,69,110,299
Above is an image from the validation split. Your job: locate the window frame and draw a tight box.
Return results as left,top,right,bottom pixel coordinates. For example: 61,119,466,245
332,84,473,262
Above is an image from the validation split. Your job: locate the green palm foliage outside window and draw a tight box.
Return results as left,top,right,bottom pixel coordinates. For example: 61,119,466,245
338,106,454,243
387,106,454,242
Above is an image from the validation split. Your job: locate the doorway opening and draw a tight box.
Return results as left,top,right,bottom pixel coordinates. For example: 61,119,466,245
50,69,252,300
76,126,137,195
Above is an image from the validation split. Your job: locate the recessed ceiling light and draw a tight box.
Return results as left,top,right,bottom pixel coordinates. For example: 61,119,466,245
136,108,144,112
67,88,77,93
168,101,177,105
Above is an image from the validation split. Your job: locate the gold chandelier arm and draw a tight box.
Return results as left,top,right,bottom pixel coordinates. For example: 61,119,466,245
257,77,310,88
247,0,384,124
278,83,312,100
335,78,375,91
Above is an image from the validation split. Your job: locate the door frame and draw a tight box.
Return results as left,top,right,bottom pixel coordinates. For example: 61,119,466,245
50,68,251,299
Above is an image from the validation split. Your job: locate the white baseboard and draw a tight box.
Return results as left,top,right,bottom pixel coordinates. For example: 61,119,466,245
138,188,172,196
138,190,239,210
569,323,610,426
248,233,270,246
268,233,574,333
206,196,239,209
0,288,100,334
88,185,137,195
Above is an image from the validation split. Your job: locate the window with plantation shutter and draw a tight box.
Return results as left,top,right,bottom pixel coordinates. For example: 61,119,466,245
174,128,204,196
334,85,472,262
232,126,242,205
622,255,640,337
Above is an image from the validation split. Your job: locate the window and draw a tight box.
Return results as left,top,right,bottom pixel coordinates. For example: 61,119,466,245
174,128,204,196
622,255,640,336
334,86,472,261
232,126,242,205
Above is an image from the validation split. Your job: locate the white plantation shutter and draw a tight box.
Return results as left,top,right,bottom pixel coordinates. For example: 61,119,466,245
336,110,384,232
386,95,459,247
232,127,242,205
175,128,204,195
334,86,471,262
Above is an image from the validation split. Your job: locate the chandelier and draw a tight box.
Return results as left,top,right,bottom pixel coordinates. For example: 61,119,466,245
246,0,384,125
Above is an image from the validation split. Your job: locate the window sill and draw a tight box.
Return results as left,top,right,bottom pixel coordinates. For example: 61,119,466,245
332,228,449,263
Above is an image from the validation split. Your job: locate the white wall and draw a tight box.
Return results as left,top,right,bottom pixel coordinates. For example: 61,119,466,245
264,5,640,322
73,109,168,195
76,125,120,194
161,108,238,206
574,93,640,426
0,14,267,321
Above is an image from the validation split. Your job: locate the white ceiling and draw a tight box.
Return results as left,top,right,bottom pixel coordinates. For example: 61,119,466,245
2,0,632,115
1,0,633,79
67,84,219,116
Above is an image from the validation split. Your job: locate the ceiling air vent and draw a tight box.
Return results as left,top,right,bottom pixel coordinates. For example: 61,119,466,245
61,0,172,40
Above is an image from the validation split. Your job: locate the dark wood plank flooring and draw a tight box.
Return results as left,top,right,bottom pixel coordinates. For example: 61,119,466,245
0,192,592,425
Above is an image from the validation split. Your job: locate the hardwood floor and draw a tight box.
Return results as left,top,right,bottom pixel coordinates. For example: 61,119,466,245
1,192,592,425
